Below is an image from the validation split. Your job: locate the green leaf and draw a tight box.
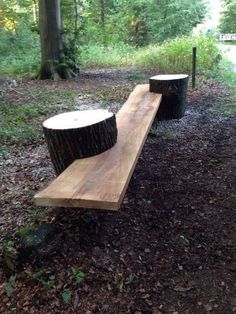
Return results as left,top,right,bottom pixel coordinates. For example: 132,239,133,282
71,266,85,284
62,289,72,303
5,276,16,295
75,271,85,284
210,158,221,165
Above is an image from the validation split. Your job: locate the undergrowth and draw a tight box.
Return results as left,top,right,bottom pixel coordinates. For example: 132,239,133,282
80,34,223,79
0,28,40,76
0,33,232,83
216,59,236,87
213,86,236,117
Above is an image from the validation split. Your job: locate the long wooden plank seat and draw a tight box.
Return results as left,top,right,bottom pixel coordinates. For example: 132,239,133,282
34,84,162,210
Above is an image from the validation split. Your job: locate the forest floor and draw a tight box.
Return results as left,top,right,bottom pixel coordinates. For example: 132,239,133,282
0,69,236,313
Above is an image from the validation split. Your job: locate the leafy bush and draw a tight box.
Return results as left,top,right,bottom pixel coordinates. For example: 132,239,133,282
139,34,222,76
0,28,40,76
79,43,136,68
0,32,228,83
215,59,236,87
80,34,222,79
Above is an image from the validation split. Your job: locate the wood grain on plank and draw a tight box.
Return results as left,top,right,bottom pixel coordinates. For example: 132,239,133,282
34,84,162,210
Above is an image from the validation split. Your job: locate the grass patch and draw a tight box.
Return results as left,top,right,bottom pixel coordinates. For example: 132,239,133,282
29,88,78,106
0,103,51,147
0,48,40,77
80,34,222,78
213,87,236,117
0,88,78,156
216,59,236,87
0,33,233,87
80,43,135,69
136,34,222,76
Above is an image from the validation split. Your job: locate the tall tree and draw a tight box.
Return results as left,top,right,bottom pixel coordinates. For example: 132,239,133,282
147,0,207,42
219,0,236,33
82,0,206,46
38,0,79,79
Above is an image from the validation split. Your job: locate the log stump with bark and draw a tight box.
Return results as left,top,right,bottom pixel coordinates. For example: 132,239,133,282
43,110,117,175
149,74,189,120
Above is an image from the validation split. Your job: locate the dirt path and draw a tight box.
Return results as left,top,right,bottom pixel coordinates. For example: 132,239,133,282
0,71,235,313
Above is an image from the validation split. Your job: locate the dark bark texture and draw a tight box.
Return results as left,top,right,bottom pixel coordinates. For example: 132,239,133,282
38,0,78,79
43,114,117,175
150,75,189,120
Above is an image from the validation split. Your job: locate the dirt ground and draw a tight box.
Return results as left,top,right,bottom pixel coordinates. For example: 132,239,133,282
0,70,236,313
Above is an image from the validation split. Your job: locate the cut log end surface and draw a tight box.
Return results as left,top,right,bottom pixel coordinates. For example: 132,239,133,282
43,109,117,175
43,109,114,130
150,74,189,81
150,74,189,120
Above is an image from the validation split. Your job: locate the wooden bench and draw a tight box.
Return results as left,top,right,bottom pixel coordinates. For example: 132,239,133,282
34,84,162,210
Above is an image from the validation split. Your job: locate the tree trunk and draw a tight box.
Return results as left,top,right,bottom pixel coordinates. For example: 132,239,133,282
43,110,117,175
100,0,106,45
38,0,77,79
32,0,39,26
149,74,189,120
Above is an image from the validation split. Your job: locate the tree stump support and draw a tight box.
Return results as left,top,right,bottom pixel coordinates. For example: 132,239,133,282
149,74,189,120
43,109,117,175
34,85,162,210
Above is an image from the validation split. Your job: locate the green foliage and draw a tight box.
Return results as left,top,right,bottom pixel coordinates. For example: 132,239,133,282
80,34,222,79
210,158,222,165
0,103,49,146
18,224,36,236
3,239,16,250
0,28,40,75
146,0,207,42
79,43,135,68
214,59,236,87
213,87,236,117
32,271,56,289
0,0,39,75
81,0,206,45
0,0,208,76
71,266,85,284
0,1,232,85
155,34,222,75
0,88,77,156
5,276,16,295
62,289,72,303
27,208,44,221
219,0,236,33
0,0,37,32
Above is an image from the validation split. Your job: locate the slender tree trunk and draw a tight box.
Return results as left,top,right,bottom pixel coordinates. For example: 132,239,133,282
38,0,77,79
74,0,79,42
100,0,106,45
32,0,39,25
100,0,105,25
